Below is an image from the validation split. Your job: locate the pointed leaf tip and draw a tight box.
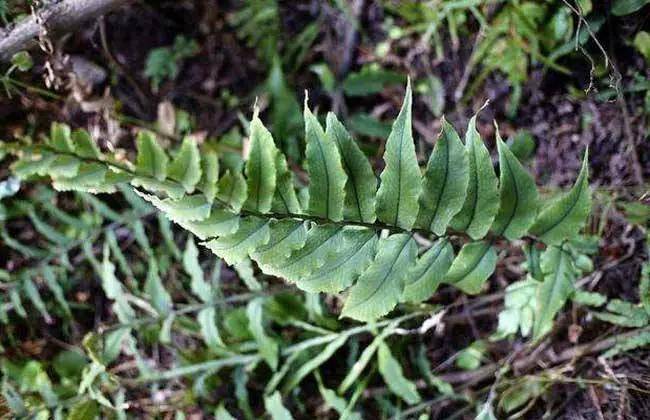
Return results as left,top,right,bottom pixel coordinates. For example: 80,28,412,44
529,149,591,245
376,79,421,229
491,126,539,239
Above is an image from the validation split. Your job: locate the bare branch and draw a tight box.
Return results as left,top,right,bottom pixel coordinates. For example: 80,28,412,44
0,0,131,62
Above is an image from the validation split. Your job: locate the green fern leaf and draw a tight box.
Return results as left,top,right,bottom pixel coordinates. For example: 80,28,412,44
135,192,211,222
27,207,71,245
49,122,74,153
272,152,302,214
9,287,26,318
3,93,595,327
281,334,348,392
378,342,421,404
244,114,278,213
203,216,270,265
304,100,347,221
72,129,101,159
67,399,100,420
494,277,538,339
416,118,469,235
338,328,393,394
593,300,648,327
533,245,575,339
135,131,168,181
168,136,202,193
491,132,539,239
183,237,213,302
402,238,454,303
295,227,377,293
375,81,422,229
217,170,248,212
326,112,377,223
12,153,56,178
22,275,52,323
247,297,279,370
199,150,219,203
198,307,225,350
131,176,185,199
264,391,294,420
234,259,261,291
52,163,110,193
529,151,591,245
53,163,105,187
144,258,172,315
216,404,237,420
42,265,71,318
603,331,650,359
342,233,417,321
450,115,499,239
175,210,239,240
445,241,497,294
263,225,344,282
252,220,308,268
49,155,80,178
100,244,135,323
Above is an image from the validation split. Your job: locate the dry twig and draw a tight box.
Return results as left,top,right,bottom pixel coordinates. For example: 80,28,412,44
0,0,131,62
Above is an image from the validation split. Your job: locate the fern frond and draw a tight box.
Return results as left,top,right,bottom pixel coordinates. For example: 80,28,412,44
3,83,592,322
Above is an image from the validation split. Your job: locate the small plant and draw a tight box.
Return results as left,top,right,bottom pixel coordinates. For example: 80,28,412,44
494,236,597,341
382,1,609,116
2,82,591,327
144,35,198,91
229,0,318,70
1,51,33,97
